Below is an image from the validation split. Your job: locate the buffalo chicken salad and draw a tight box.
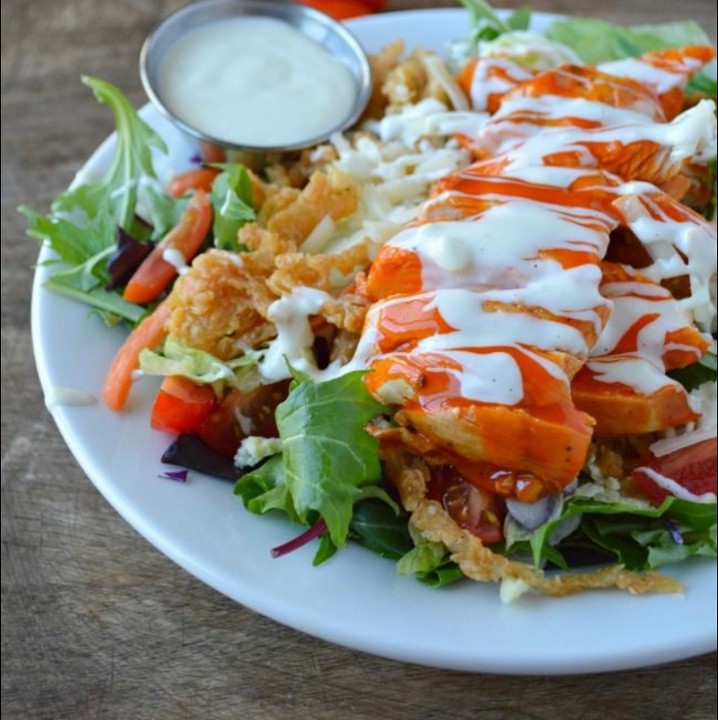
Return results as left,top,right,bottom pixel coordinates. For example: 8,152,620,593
24,1,718,600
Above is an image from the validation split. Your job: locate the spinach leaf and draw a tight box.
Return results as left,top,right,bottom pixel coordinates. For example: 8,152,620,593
349,499,413,560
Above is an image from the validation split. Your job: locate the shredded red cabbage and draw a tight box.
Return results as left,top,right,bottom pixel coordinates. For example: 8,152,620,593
271,519,327,558
159,469,188,483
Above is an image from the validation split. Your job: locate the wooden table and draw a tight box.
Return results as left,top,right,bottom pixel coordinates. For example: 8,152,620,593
2,1,716,717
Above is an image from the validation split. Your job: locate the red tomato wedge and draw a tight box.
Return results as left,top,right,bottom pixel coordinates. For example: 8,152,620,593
196,381,290,457
103,300,172,411
167,168,220,198
123,190,212,305
427,465,505,545
150,376,216,433
632,438,717,504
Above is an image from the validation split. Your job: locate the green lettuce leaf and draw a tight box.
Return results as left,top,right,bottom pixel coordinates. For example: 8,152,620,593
210,163,255,251
235,371,390,551
54,76,170,234
459,0,532,47
21,77,184,325
234,455,299,522
273,371,388,547
545,18,712,65
139,336,262,393
396,522,465,587
530,495,717,571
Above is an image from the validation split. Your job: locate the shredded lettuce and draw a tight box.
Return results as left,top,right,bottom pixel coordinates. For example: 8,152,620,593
458,0,532,47
546,18,714,72
139,336,261,393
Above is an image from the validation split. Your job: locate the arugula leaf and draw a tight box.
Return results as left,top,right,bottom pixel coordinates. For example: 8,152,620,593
545,18,712,65
54,76,169,233
668,353,717,391
42,248,145,325
209,164,255,250
22,205,146,325
20,205,115,267
142,183,187,239
236,371,389,550
21,78,184,325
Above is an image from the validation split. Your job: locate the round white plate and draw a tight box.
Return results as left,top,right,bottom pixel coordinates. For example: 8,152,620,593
31,8,717,674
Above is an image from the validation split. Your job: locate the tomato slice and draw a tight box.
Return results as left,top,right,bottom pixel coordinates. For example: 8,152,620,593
632,437,717,504
196,381,290,457
151,376,216,433
427,465,505,545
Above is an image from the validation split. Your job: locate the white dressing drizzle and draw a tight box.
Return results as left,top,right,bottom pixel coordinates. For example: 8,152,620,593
633,465,717,502
162,248,190,275
599,57,701,94
259,287,334,382
45,386,96,409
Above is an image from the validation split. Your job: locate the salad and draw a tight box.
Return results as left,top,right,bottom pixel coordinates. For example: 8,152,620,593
24,1,717,600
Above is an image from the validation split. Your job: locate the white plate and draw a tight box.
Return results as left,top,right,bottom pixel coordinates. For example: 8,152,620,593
31,8,717,674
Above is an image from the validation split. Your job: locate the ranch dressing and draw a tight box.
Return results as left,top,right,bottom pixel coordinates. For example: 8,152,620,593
159,17,356,147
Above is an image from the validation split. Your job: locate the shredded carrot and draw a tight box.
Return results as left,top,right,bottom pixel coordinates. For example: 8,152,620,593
103,300,172,411
167,168,220,198
123,190,212,305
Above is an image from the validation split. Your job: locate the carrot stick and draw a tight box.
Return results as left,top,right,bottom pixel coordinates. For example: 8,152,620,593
123,190,212,305
103,300,172,411
167,168,220,198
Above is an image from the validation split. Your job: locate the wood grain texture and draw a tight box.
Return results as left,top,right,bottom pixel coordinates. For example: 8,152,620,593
2,1,716,718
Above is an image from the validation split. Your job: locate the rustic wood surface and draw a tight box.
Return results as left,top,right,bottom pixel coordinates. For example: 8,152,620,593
2,1,717,718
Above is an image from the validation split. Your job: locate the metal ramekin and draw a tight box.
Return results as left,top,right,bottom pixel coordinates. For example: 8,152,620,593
140,0,373,153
